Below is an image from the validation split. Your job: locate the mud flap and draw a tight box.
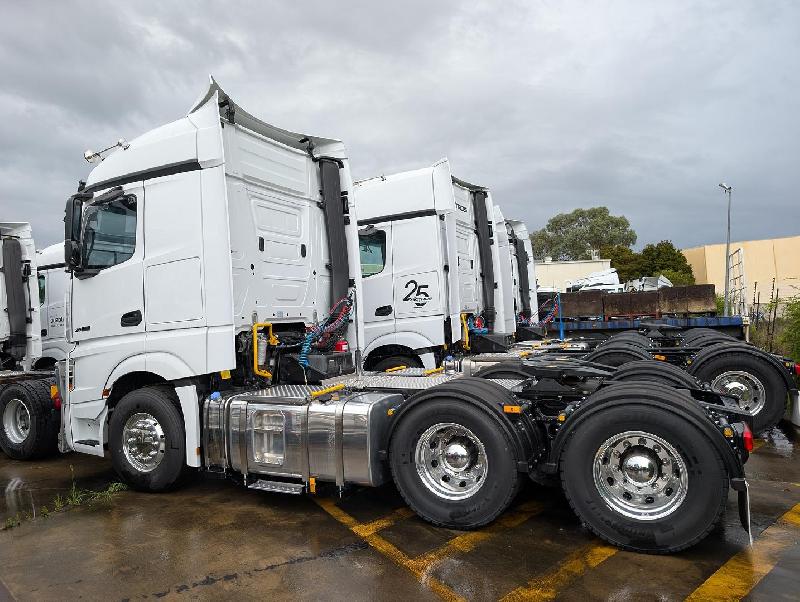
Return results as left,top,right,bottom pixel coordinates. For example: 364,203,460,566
731,477,752,545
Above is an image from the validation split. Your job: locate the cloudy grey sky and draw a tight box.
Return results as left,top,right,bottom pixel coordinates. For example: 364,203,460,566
1,1,798,250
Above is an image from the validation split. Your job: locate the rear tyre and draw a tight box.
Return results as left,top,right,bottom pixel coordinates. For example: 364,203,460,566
109,385,185,491
689,352,787,433
474,361,535,380
585,343,651,367
681,328,733,344
390,396,520,529
560,403,727,554
611,360,700,389
0,379,58,460
686,333,737,348
603,332,652,348
373,355,422,372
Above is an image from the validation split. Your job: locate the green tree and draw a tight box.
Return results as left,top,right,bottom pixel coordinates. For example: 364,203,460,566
779,296,800,362
599,244,645,282
530,207,636,261
600,240,695,285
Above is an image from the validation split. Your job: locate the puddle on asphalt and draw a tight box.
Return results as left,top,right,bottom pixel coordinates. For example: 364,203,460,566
0,453,116,523
761,422,798,459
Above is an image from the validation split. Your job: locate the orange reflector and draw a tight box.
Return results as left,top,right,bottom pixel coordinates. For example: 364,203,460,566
557,413,567,422
196,447,201,456
50,384,58,399
309,477,317,494
723,427,734,438
503,405,522,414
387,408,396,416
102,388,111,397
653,354,667,361
220,370,231,380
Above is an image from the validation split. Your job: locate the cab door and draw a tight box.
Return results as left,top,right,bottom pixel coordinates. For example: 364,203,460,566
69,183,145,408
359,223,395,346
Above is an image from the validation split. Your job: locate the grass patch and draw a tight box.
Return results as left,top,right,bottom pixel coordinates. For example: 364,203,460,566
1,465,127,531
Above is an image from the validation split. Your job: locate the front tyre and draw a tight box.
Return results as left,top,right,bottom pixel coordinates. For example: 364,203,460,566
560,404,727,554
109,385,185,491
390,400,520,529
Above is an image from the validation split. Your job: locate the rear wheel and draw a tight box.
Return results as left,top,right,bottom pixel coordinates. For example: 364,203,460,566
109,385,185,491
686,333,737,348
603,332,652,348
373,355,422,372
0,379,58,460
390,396,520,529
681,328,733,344
690,353,787,433
611,360,700,389
560,403,727,553
585,343,652,367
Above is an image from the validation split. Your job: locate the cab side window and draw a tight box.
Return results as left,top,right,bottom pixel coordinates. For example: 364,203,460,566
359,230,386,277
38,274,46,305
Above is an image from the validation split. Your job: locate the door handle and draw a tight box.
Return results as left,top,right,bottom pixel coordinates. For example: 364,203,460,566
120,310,142,327
375,305,393,316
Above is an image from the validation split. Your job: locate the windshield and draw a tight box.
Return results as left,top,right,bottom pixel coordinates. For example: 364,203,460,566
81,195,137,270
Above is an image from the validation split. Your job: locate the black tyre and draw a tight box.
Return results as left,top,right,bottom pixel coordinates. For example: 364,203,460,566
603,332,652,348
373,355,422,372
0,379,59,460
474,361,534,380
560,399,728,553
611,360,700,389
685,333,737,349
108,385,185,491
585,343,651,367
689,351,787,433
389,381,521,529
681,328,733,344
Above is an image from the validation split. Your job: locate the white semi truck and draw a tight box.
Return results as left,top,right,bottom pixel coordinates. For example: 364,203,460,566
40,78,758,553
356,160,516,371
0,224,58,460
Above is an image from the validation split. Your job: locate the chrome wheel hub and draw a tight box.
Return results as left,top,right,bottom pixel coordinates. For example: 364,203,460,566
122,412,166,472
593,430,688,520
3,399,31,445
711,371,766,415
415,423,487,500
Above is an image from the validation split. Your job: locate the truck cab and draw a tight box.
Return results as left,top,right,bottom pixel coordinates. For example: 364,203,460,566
34,243,69,369
505,219,539,339
61,77,364,467
355,159,513,371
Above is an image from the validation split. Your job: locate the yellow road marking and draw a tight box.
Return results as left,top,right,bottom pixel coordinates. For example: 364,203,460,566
686,502,800,601
314,498,464,601
352,506,416,537
411,500,547,577
500,543,617,601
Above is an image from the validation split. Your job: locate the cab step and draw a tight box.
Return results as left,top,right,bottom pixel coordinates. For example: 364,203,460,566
248,479,305,495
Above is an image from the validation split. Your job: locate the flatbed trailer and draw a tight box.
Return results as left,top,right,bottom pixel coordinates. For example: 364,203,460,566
549,315,747,339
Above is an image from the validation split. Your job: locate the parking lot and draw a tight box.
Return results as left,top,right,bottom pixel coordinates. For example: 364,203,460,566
1,423,798,601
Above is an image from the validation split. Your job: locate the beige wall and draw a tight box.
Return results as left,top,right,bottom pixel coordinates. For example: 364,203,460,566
535,259,612,292
682,235,800,301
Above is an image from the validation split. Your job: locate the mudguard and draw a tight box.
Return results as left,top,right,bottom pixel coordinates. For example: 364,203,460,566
687,341,796,391
389,377,538,472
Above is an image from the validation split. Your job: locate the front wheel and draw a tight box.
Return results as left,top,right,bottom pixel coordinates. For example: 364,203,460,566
108,385,186,491
390,400,520,529
560,404,727,553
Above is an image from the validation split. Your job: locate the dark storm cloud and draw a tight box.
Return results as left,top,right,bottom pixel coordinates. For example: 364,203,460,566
1,0,797,249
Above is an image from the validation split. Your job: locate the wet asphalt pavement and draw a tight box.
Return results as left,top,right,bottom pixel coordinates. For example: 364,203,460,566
1,423,799,601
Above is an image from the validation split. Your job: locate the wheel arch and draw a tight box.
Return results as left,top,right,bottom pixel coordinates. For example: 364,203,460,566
687,342,795,390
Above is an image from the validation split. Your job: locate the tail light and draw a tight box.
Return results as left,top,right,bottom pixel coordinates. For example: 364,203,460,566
794,363,800,377
742,423,754,452
50,384,63,411
333,340,349,353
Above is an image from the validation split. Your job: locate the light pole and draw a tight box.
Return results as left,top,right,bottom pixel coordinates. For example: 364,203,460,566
719,182,732,316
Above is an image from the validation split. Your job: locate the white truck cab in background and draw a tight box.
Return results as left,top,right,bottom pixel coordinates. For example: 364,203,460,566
356,159,514,371
34,243,69,368
505,219,539,339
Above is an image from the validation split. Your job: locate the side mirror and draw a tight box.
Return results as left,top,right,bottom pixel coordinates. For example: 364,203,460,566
64,195,85,270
